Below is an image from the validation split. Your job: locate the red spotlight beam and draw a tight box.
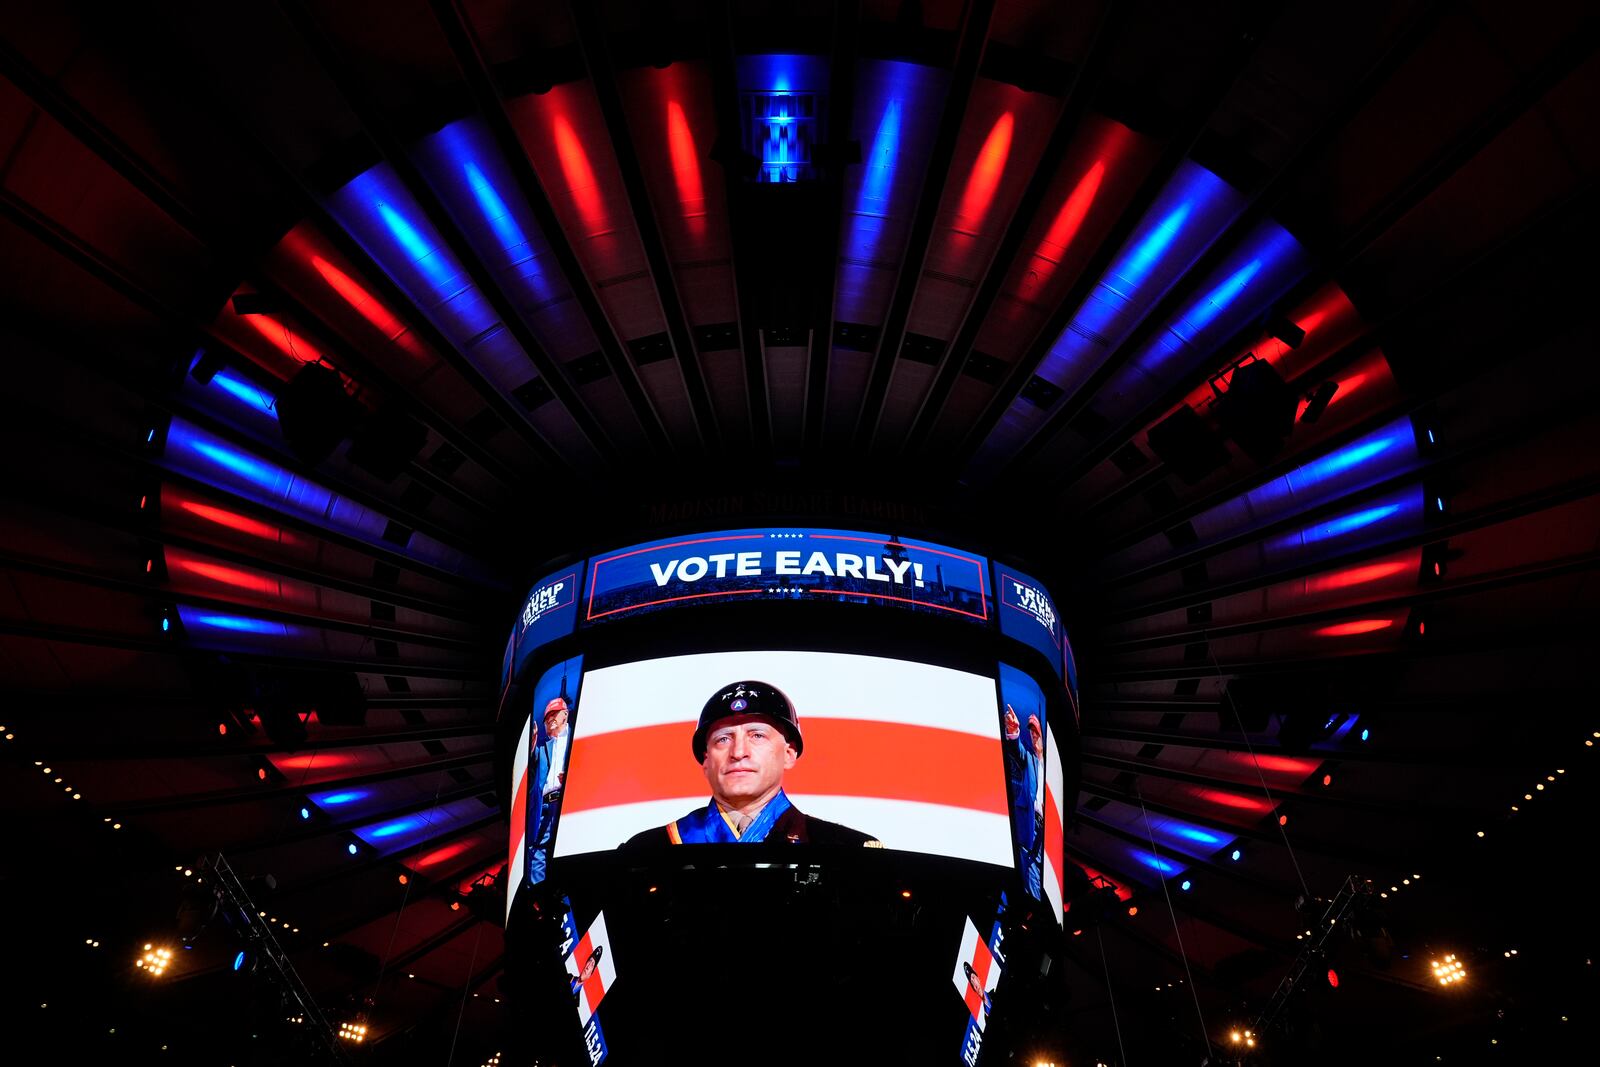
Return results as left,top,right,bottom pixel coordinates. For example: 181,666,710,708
281,0,647,465
0,36,555,487
566,2,720,448
421,0,675,459
904,0,1129,453
984,4,1461,489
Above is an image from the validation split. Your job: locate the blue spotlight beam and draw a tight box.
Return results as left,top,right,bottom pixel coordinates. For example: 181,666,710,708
427,0,688,459
949,8,1277,475
849,0,999,451
1103,419,1424,579
965,161,1248,478
280,0,650,464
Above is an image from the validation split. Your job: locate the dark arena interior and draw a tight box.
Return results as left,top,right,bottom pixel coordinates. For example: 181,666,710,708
2,1,1598,1064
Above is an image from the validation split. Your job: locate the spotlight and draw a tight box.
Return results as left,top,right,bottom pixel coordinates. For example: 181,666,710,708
1431,954,1467,986
1180,879,1192,892
299,806,310,820
338,1020,368,1043
1360,728,1370,742
347,842,359,855
136,944,174,977
1230,849,1242,862
231,949,258,975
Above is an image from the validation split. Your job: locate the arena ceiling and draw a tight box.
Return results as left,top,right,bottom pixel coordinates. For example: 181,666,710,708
3,1,1598,1063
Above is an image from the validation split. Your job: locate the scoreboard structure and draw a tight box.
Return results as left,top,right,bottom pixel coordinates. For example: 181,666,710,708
496,524,1078,1065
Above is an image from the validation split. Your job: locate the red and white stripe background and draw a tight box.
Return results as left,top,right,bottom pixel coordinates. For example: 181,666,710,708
553,650,1015,868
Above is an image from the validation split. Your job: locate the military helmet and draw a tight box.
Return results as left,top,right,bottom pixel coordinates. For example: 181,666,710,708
692,680,803,761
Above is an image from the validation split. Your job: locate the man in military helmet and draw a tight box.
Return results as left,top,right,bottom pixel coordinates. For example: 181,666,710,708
624,680,880,847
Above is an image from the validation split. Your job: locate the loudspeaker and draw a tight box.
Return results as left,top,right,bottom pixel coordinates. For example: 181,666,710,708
277,363,357,463
1148,405,1230,484
1218,359,1297,463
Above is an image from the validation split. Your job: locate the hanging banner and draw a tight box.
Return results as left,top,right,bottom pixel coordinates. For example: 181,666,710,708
563,907,614,1065
995,565,1064,680
565,911,617,1027
952,897,1006,1065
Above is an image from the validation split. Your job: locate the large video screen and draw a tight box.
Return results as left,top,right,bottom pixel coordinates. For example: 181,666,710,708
550,650,1015,868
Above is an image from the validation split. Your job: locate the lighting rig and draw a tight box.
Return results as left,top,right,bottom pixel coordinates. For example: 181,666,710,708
1253,875,1380,1034
186,852,347,1063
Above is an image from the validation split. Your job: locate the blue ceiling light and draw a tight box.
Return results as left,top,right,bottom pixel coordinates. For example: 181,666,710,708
1297,504,1403,544
314,790,369,807
364,814,430,840
182,611,289,636
1114,203,1192,292
232,950,247,972
1171,257,1262,335
737,55,828,184
184,437,288,494
1168,824,1225,846
347,842,359,856
1289,423,1412,488
1024,161,1244,409
209,369,278,417
1361,728,1371,742
299,806,311,820
1230,849,1242,862
1180,879,1193,892
1131,850,1180,875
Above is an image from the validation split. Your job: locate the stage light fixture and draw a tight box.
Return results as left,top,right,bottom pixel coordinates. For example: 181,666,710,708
338,1020,368,1043
1230,849,1241,861
136,944,173,977
277,363,356,463
1180,879,1192,891
1215,357,1297,463
299,807,310,820
1300,380,1340,424
347,842,359,855
1431,954,1466,986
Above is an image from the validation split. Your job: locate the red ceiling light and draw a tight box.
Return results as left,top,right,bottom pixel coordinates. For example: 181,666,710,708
1326,968,1340,988
217,723,228,736
665,99,706,232
176,500,283,542
1021,159,1105,296
550,111,607,237
1314,618,1395,638
257,767,268,781
954,111,1015,233
1322,774,1333,787
1305,560,1411,593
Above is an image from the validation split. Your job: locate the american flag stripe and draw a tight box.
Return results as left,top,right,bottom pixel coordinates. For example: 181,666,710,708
563,718,1006,815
